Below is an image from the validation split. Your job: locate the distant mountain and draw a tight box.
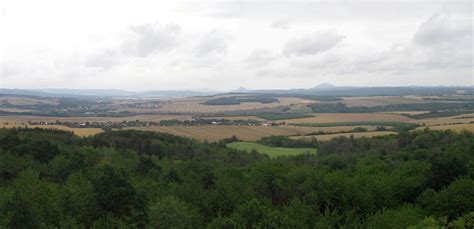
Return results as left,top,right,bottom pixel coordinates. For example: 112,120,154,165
0,89,54,97
0,88,217,99
1,85,473,99
40,89,133,97
134,90,216,98
312,83,337,89
231,87,253,93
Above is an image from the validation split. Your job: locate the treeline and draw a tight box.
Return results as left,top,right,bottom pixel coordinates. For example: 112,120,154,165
0,128,473,228
292,121,420,132
257,135,319,148
257,113,313,120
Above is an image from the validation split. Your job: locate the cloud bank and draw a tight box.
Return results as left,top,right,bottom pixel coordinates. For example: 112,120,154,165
1,1,472,90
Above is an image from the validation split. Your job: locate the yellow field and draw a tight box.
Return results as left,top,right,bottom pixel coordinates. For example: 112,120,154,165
283,113,412,124
416,123,474,132
409,113,474,126
0,123,103,137
340,96,424,107
2,109,472,141
124,125,378,142
154,97,314,113
291,131,398,141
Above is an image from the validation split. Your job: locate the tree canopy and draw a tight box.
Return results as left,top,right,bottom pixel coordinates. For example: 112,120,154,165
0,127,473,228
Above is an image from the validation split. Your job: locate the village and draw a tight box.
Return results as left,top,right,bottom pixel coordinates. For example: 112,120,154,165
23,117,283,130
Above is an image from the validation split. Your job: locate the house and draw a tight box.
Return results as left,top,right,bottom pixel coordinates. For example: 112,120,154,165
262,120,274,126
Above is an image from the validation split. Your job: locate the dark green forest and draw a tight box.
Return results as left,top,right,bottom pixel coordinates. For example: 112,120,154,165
0,128,473,228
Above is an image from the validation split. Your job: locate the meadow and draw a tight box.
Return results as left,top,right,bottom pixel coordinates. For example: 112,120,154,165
226,141,316,158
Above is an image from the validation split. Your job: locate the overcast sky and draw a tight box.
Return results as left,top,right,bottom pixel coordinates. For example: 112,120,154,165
0,0,472,91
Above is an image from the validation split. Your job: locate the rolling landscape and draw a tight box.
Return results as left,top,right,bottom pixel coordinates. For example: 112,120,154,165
1,0,473,228
2,84,474,229
2,85,474,143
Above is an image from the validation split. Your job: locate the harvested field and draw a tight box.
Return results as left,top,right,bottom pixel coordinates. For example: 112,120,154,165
291,131,397,141
340,96,424,107
124,125,377,142
410,113,474,126
416,123,474,132
283,113,412,124
30,125,103,136
155,97,314,113
0,123,103,137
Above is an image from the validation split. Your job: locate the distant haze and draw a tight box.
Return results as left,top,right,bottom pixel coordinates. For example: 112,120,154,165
1,0,472,90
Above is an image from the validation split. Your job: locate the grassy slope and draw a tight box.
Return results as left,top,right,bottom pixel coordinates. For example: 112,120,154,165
227,142,316,158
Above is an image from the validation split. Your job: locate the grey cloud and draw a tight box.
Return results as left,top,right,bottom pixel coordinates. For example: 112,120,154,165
256,69,290,78
413,12,471,46
121,23,181,57
412,10,472,69
336,10,472,76
271,19,290,29
283,31,345,57
246,49,278,67
0,61,23,78
85,50,121,69
194,31,227,56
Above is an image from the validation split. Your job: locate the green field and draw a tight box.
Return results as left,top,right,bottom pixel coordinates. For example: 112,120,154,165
288,107,313,114
227,142,316,158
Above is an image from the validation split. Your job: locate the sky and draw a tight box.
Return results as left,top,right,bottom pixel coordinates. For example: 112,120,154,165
0,0,472,91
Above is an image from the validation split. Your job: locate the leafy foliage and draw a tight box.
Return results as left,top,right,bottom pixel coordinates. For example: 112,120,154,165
0,127,473,227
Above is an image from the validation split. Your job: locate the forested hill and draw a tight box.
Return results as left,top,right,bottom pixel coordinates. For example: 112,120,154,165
0,128,473,228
